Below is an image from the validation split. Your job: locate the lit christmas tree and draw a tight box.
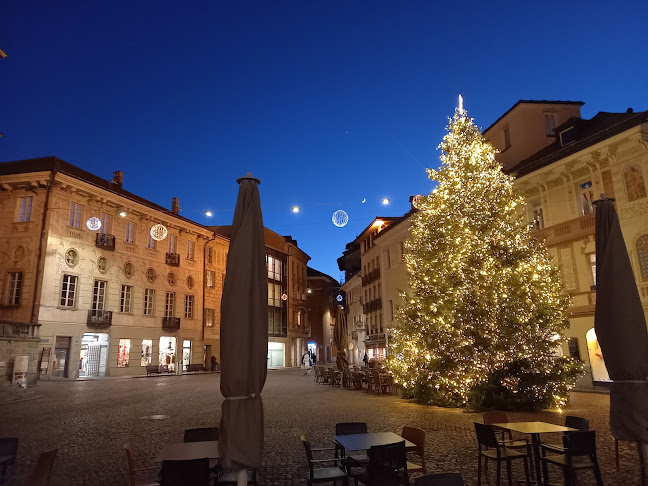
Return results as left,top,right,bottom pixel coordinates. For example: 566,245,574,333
388,102,582,410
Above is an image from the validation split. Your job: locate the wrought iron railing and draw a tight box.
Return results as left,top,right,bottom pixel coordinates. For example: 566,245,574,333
87,309,113,327
166,253,180,266
162,317,180,331
96,233,116,251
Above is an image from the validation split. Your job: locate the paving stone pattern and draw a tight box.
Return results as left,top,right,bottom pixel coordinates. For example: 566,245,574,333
2,369,641,485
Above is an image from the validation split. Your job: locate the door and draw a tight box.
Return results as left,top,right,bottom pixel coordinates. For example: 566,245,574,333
52,337,71,378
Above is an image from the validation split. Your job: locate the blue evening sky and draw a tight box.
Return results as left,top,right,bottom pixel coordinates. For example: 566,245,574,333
2,1,647,280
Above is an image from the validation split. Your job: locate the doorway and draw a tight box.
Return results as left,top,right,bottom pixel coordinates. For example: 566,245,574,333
79,333,110,377
52,336,71,378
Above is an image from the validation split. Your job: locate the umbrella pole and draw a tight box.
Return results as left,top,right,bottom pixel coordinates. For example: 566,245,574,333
639,442,648,486
236,468,248,486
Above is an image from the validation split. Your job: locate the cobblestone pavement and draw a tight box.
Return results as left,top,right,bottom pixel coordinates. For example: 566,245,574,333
2,369,641,485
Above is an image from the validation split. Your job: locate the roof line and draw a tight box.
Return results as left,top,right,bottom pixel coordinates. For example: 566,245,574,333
483,100,585,134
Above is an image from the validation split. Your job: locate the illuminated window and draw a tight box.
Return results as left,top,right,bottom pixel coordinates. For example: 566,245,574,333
185,295,194,319
141,339,152,366
204,308,215,327
117,339,131,368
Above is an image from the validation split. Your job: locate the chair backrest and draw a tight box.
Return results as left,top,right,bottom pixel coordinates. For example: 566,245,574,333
482,411,509,426
474,423,500,449
184,427,220,442
414,473,466,486
564,416,589,432
368,441,407,482
336,422,368,436
565,431,597,458
0,437,19,457
160,458,210,486
27,448,58,486
401,426,425,454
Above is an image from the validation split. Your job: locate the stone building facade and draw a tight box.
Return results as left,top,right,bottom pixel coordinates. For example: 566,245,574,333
484,101,648,389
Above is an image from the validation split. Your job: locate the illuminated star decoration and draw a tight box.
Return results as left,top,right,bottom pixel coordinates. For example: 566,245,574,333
332,209,349,228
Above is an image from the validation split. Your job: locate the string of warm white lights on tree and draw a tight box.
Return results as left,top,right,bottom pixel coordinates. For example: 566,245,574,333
387,103,582,411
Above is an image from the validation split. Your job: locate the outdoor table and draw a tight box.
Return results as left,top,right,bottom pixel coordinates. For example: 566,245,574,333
334,432,416,453
155,440,219,462
493,421,575,482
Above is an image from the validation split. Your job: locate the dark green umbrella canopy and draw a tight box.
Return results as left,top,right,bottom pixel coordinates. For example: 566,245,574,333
334,305,349,372
219,174,267,472
594,197,648,482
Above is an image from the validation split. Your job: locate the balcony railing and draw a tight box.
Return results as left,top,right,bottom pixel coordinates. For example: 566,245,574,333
96,233,116,251
362,298,382,314
531,213,595,247
162,317,180,331
362,268,381,286
87,309,113,327
166,253,181,266
0,321,40,341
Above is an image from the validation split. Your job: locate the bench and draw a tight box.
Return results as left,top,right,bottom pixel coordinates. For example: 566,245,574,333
185,363,205,373
146,365,174,376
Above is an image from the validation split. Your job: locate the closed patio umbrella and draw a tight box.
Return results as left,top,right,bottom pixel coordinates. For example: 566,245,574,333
594,196,648,483
219,173,267,485
334,305,349,373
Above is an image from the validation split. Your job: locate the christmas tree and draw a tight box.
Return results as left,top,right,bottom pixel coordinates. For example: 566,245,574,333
388,103,582,410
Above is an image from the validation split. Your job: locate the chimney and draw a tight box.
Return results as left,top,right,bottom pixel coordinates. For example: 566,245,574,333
112,171,124,188
171,197,181,214
627,108,634,113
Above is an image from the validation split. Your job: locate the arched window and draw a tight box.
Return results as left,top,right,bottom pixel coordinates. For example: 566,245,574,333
637,234,648,280
624,165,647,202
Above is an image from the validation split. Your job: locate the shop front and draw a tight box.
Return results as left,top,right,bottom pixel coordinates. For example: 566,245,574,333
79,333,109,377
159,336,177,371
268,341,284,367
365,333,386,363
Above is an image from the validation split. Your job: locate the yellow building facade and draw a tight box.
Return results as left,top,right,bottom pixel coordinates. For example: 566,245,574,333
485,101,648,389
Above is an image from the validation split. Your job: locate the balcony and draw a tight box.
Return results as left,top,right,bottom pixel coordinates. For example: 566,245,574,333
0,321,40,341
362,298,382,314
95,233,115,251
362,268,381,286
531,213,595,247
87,310,112,327
162,317,180,331
166,253,180,266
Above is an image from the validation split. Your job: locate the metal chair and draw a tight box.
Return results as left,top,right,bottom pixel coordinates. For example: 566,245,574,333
414,473,465,486
474,423,530,486
301,433,349,485
540,415,589,455
351,441,409,486
540,430,603,486
0,438,18,485
335,423,369,464
124,442,159,486
183,427,220,442
401,426,426,474
160,458,210,486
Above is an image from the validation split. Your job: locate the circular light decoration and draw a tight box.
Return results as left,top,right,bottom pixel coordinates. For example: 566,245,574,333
86,217,102,231
281,293,288,301
411,194,424,209
332,210,349,228
336,294,343,302
291,206,300,213
382,198,391,205
204,210,213,217
150,224,168,242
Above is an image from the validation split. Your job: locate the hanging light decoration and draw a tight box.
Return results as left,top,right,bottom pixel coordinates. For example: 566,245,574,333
150,223,168,241
86,217,102,231
332,210,349,228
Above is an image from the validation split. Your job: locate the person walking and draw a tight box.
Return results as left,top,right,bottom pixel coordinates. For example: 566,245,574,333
363,352,369,367
301,351,311,375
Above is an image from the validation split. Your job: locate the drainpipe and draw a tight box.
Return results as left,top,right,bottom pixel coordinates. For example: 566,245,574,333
201,230,217,343
31,166,58,324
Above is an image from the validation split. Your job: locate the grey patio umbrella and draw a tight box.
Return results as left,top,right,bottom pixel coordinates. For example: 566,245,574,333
594,196,648,483
334,305,349,373
219,173,267,485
